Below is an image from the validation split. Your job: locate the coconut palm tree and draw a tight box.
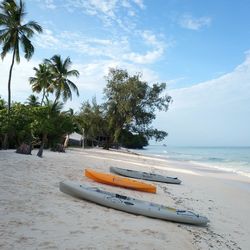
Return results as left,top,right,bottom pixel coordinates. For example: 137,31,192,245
45,55,80,107
0,0,43,112
29,63,54,105
25,94,40,107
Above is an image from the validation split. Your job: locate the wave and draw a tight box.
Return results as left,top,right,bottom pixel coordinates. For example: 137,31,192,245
135,146,250,179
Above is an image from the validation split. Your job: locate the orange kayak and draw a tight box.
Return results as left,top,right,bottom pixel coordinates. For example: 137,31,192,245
84,169,156,193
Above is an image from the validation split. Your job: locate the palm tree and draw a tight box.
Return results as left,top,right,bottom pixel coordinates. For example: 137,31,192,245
25,94,40,107
45,55,80,106
29,63,53,105
0,0,43,112
0,96,7,109
36,99,64,157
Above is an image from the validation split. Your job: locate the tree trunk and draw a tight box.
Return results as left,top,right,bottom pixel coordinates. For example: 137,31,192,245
63,134,69,148
37,133,47,158
37,143,44,158
3,133,8,150
8,49,16,113
16,143,32,155
4,49,16,149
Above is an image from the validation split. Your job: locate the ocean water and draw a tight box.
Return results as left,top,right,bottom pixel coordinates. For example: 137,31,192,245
131,145,250,179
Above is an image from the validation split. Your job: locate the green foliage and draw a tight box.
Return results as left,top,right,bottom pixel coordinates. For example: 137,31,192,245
44,55,80,104
0,101,75,150
31,101,75,147
0,103,34,147
26,94,40,107
0,96,6,110
29,63,54,105
0,0,43,111
119,130,148,149
29,55,80,108
77,98,108,146
103,68,172,146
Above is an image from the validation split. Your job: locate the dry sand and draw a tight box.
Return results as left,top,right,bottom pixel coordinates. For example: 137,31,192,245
1,148,250,250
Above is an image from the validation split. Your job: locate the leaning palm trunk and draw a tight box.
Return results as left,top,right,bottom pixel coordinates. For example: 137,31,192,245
37,133,47,157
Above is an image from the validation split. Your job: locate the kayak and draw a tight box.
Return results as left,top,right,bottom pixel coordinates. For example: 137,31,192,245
59,181,209,226
85,168,156,193
110,166,181,184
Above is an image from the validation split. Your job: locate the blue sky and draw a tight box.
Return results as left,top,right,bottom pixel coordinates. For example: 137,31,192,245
1,0,250,146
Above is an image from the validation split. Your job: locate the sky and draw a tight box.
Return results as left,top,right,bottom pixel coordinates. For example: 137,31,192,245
0,0,250,146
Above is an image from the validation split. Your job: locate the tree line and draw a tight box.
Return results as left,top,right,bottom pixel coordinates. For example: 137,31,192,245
0,0,172,156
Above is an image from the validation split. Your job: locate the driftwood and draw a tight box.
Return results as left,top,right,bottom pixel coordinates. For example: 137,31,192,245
16,143,32,155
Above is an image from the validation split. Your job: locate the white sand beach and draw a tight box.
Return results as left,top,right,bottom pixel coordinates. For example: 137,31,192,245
1,148,250,250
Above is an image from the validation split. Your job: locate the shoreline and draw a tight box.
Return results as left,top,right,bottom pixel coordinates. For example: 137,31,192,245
1,148,250,249
127,147,250,182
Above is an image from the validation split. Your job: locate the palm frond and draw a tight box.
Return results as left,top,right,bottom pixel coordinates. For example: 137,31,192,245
67,69,80,77
25,20,43,33
67,79,80,96
0,36,12,59
21,34,34,60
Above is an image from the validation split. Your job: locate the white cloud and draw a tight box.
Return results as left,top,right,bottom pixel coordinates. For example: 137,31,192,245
30,0,57,10
44,0,56,9
35,29,60,49
179,14,211,30
133,0,145,9
64,0,144,30
0,55,39,102
35,28,167,65
0,54,161,110
157,52,250,146
122,30,166,64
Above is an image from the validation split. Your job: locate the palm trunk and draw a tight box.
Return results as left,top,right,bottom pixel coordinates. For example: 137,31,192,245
3,50,16,150
52,94,59,109
37,133,47,158
8,49,16,113
3,133,8,150
41,89,45,105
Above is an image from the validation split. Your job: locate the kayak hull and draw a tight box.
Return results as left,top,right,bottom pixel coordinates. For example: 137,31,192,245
110,166,181,184
85,169,156,193
59,181,209,226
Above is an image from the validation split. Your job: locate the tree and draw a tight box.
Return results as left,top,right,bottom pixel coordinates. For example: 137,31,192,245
33,100,75,157
29,63,53,105
103,68,172,148
45,55,80,107
0,0,43,112
26,94,40,107
0,96,6,110
78,98,107,146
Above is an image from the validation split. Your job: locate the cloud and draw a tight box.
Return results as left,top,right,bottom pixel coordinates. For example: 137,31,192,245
133,0,145,9
30,0,57,10
157,52,250,146
0,54,161,110
0,55,39,102
179,14,211,30
34,28,167,65
64,0,145,30
122,31,167,64
35,29,60,49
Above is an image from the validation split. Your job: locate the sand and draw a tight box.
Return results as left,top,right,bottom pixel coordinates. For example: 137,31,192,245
0,148,250,250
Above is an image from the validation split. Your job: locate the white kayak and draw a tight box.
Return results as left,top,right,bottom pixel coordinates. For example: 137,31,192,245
59,181,208,226
110,166,182,184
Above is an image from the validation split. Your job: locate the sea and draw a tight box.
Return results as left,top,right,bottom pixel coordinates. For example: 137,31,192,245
131,145,250,179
